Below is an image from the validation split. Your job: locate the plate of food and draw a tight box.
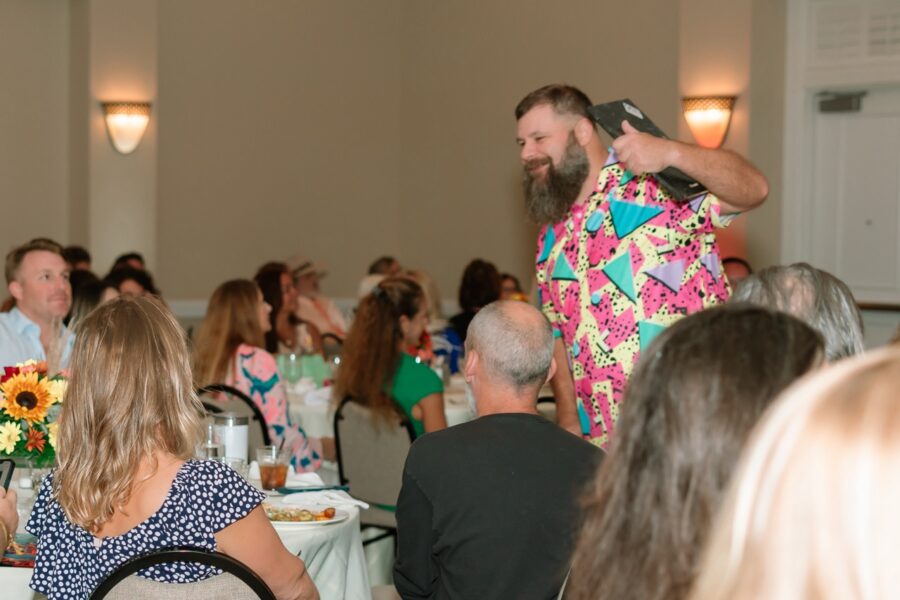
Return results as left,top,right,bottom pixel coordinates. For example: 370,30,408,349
262,502,350,527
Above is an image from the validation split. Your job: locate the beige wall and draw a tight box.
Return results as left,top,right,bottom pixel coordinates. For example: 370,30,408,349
746,0,786,268
3,0,781,301
156,0,405,299
89,0,158,273
0,0,70,252
155,0,680,300
397,0,679,299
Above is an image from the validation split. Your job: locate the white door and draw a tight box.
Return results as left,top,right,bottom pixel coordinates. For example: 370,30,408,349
810,86,900,304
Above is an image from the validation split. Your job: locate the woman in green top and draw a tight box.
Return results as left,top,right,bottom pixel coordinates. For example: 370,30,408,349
334,277,446,437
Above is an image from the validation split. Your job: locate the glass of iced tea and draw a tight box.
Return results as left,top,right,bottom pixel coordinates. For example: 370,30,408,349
256,445,290,490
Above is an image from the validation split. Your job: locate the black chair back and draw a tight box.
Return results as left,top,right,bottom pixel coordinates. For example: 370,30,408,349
89,546,275,600
196,384,272,446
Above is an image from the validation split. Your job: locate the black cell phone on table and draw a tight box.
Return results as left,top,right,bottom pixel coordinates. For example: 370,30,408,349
0,459,15,491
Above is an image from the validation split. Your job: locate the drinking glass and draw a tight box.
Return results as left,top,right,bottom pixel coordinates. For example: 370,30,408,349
279,353,304,385
214,456,249,479
256,445,291,490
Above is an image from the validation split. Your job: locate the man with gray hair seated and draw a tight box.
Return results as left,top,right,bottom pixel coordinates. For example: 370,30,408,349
393,300,602,600
730,262,864,361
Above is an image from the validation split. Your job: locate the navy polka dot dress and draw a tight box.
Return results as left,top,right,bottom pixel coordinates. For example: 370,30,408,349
25,459,266,599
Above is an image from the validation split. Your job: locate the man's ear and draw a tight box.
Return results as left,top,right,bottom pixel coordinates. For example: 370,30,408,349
574,117,594,147
545,357,558,385
8,281,23,302
463,349,479,382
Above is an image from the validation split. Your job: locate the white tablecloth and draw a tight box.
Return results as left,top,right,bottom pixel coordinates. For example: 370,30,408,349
288,377,476,438
1,476,370,600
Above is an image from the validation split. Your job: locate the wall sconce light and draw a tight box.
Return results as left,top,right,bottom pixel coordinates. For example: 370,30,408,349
681,96,735,149
101,102,151,154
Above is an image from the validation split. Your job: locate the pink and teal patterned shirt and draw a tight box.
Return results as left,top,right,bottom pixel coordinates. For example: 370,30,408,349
228,344,323,471
536,150,732,448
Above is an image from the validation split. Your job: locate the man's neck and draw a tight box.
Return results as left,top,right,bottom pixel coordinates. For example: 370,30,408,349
574,143,609,207
475,385,540,417
17,307,58,352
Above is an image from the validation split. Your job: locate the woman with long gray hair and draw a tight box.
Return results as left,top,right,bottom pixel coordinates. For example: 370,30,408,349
730,262,863,361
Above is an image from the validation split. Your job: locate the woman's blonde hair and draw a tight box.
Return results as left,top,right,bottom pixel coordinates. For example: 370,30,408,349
690,348,900,600
192,279,264,386
55,296,204,532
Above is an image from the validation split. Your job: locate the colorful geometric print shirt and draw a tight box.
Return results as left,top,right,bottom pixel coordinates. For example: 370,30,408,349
536,150,732,448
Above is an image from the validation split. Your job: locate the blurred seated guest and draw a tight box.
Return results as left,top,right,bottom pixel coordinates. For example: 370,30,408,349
406,268,463,373
62,245,91,272
0,239,73,371
499,272,526,301
722,256,753,287
690,348,900,600
110,251,145,271
68,269,99,294
254,264,324,357
0,487,17,552
193,280,328,471
565,304,823,600
394,301,602,599
105,266,159,298
334,277,446,436
26,297,319,600
289,257,347,340
66,277,119,328
368,255,402,277
449,259,501,343
731,262,863,361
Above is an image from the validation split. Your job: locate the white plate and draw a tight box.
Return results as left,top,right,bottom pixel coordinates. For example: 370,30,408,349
264,504,350,528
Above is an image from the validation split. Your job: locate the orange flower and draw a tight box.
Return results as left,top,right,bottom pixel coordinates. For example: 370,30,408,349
25,429,45,453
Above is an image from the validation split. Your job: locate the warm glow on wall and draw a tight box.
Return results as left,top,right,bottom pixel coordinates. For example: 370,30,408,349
682,96,735,149
101,102,151,154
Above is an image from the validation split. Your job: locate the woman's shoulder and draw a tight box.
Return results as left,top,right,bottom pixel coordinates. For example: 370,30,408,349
235,344,278,371
394,353,443,394
170,460,265,515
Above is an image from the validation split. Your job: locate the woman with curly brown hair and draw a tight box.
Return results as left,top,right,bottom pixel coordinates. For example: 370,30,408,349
334,277,447,436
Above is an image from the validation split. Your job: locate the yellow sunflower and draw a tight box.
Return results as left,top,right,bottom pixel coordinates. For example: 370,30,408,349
0,371,53,423
0,422,22,454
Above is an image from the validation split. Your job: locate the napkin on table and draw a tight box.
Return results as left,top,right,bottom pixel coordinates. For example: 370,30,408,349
282,490,370,510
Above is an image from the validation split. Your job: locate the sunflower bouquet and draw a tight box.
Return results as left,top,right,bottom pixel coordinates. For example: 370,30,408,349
0,360,65,467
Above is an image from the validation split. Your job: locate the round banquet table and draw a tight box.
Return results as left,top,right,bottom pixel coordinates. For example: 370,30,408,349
287,376,477,438
0,472,370,600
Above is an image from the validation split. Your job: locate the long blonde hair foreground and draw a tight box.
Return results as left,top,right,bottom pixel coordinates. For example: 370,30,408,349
55,296,204,532
690,348,900,600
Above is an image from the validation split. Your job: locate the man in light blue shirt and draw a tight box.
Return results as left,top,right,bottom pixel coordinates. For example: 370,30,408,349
0,239,73,371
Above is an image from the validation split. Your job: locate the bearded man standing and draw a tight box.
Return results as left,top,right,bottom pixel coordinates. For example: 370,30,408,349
515,85,768,447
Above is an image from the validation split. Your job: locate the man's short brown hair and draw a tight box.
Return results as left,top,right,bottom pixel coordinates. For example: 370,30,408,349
5,238,65,284
514,84,594,121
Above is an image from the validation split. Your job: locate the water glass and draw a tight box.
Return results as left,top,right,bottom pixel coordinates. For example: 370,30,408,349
279,353,304,384
214,456,249,479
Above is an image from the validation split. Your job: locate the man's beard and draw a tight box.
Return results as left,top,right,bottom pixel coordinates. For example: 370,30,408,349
522,134,590,225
